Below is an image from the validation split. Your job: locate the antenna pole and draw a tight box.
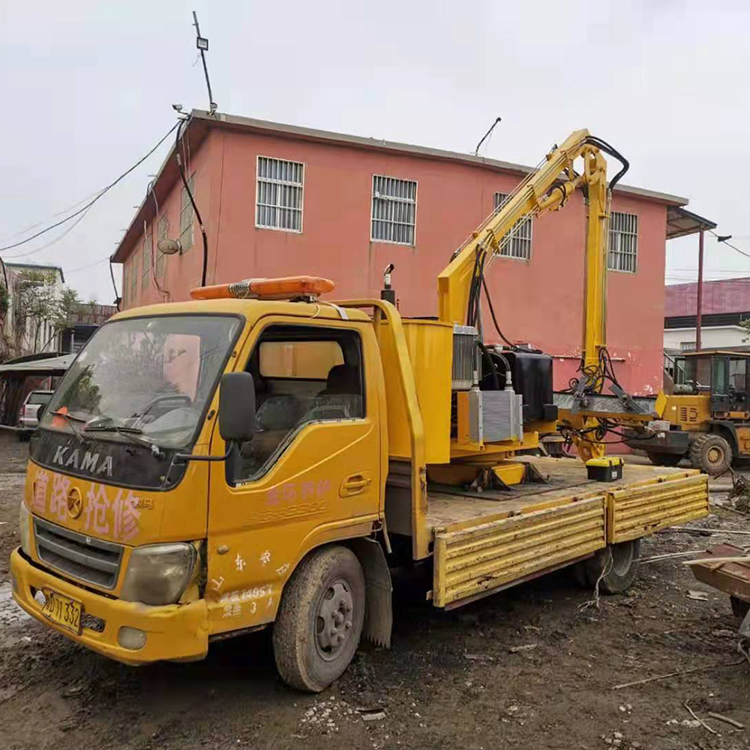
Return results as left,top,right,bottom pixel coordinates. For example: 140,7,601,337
474,116,502,156
192,11,217,114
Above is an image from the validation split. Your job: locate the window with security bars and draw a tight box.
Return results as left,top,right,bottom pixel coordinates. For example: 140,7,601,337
142,229,152,290
608,211,638,273
180,175,196,251
493,193,533,260
122,266,128,306
156,213,169,279
371,176,417,245
129,248,139,304
256,156,304,232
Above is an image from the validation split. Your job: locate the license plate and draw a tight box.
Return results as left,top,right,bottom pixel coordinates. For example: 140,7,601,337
41,589,82,635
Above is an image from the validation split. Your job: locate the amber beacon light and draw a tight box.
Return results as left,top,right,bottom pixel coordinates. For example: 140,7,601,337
190,276,335,301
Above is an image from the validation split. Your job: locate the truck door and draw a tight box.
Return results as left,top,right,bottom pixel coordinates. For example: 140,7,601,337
710,356,731,413
205,319,382,633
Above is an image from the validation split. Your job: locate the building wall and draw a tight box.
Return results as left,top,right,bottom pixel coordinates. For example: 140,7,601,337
124,129,671,396
664,325,749,353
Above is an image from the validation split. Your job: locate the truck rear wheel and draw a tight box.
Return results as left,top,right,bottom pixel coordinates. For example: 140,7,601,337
689,434,732,476
647,452,683,467
273,546,365,692
582,540,641,594
731,596,750,618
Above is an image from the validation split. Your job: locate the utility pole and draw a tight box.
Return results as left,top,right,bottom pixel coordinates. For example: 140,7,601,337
696,229,704,351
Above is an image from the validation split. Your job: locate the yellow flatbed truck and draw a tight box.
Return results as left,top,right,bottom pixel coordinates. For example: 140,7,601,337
10,131,709,692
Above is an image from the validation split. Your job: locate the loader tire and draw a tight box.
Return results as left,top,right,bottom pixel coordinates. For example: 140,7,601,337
273,545,365,692
689,434,732,476
584,540,641,595
647,452,683,467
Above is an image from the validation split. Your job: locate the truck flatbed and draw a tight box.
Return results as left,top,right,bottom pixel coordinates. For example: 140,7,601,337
429,457,709,608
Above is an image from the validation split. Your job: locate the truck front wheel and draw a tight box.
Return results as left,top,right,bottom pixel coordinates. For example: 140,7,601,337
273,546,365,692
689,434,732,476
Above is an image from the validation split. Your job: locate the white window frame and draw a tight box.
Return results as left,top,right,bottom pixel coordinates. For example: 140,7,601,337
255,156,305,233
180,174,196,251
493,192,533,260
608,211,638,273
370,175,418,246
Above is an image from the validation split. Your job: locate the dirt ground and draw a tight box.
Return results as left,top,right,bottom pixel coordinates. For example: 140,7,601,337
1,434,749,750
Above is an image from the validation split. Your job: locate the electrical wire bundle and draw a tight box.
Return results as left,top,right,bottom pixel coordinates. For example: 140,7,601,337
564,347,622,397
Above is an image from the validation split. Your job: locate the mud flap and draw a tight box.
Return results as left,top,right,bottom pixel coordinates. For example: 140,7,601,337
349,538,393,648
741,608,750,639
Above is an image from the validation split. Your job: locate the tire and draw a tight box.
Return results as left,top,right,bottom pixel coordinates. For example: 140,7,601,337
689,434,732,476
583,540,641,595
731,596,750,619
647,452,683,467
273,546,365,692
571,560,590,588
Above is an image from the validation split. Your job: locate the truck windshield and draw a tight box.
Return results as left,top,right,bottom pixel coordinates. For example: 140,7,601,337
40,314,242,450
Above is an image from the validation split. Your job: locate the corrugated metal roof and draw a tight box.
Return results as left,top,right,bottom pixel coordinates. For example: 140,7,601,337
0,352,75,375
666,277,750,317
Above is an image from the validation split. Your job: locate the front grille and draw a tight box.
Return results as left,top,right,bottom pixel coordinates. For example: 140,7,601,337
34,517,124,589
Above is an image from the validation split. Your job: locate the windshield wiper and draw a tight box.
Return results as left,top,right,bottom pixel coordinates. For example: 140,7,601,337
84,424,165,458
49,409,87,445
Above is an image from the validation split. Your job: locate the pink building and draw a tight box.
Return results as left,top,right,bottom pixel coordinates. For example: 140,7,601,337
113,110,694,395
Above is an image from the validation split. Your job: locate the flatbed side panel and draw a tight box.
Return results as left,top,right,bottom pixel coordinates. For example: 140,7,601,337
432,496,606,608
607,473,709,544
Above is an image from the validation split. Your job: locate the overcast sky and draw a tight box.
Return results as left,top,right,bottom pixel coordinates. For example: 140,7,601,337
1,0,748,302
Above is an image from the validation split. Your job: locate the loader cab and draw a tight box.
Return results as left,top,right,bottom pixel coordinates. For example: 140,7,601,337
683,351,750,416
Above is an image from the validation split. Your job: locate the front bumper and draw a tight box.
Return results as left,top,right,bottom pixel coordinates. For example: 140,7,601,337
10,548,209,665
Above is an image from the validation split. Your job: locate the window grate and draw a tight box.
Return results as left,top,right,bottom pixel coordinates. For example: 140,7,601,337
493,193,533,260
608,211,638,273
256,157,304,232
142,229,152,289
371,175,417,245
129,248,139,304
180,175,196,251
156,213,169,279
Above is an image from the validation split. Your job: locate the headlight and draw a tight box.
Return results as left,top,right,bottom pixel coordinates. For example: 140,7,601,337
120,543,196,605
18,501,32,556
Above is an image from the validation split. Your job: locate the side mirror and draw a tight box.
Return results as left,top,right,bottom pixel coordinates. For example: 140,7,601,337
219,372,256,443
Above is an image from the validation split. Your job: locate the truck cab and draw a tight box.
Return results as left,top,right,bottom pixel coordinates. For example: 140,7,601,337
11,297,389,690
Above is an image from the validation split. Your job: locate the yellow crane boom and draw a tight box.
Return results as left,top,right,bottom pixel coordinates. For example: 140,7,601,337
437,129,617,376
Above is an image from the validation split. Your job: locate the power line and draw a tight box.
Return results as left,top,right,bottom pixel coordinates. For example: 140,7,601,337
66,257,109,274
3,204,94,260
0,121,179,254
709,229,750,260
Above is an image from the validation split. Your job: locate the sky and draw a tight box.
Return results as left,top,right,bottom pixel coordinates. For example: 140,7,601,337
1,0,749,302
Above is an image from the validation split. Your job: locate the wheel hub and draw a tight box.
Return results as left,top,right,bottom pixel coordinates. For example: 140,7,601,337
315,579,354,661
611,542,635,576
707,446,722,464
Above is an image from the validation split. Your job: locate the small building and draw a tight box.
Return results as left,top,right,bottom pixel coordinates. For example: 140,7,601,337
0,262,65,359
60,302,119,353
113,110,700,396
664,277,750,354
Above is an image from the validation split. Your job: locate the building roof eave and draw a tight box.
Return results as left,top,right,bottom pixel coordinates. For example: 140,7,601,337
112,109,690,264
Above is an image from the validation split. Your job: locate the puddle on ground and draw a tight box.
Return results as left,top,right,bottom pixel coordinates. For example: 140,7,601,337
0,582,34,648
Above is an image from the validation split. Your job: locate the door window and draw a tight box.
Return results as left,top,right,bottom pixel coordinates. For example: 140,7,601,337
230,325,365,483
